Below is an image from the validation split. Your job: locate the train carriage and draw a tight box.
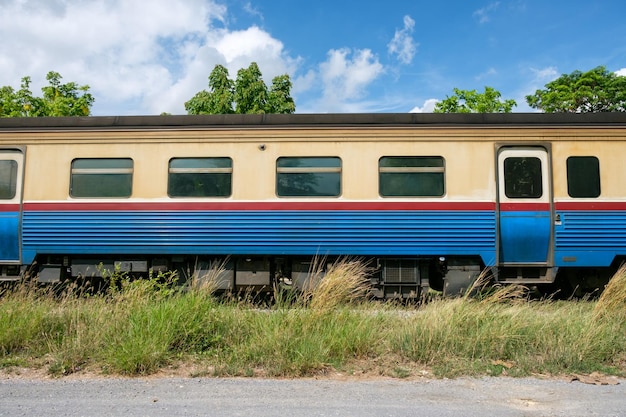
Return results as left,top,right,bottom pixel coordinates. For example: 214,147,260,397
1,113,625,297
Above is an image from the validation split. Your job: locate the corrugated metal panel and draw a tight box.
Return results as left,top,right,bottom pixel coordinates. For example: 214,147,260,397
554,211,626,266
556,211,626,248
22,210,496,261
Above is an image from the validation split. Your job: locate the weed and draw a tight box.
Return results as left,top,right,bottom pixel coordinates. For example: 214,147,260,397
0,262,625,378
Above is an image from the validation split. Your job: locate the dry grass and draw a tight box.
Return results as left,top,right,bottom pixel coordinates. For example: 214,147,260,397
463,269,529,304
1,262,626,379
303,257,373,310
188,258,230,295
594,264,626,320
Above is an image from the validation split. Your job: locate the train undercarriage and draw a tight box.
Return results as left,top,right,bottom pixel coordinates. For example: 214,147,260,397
2,254,615,299
1,254,486,299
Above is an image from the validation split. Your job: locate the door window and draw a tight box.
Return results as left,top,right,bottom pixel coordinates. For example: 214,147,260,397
503,157,543,199
0,160,17,199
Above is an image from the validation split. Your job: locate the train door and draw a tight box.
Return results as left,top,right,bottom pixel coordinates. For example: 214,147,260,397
496,147,553,266
0,150,24,264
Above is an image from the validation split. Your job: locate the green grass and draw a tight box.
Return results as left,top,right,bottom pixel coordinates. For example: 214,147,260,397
0,261,625,379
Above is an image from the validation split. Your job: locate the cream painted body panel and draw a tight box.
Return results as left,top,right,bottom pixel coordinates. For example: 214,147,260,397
552,141,626,201
1,125,623,202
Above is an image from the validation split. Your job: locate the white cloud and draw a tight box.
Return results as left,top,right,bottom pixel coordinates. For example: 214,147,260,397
0,0,422,115
387,15,418,65
317,48,384,112
616,68,626,76
0,0,298,115
292,70,317,95
473,2,500,24
530,66,559,81
243,2,263,20
510,66,560,113
410,99,439,113
161,25,301,115
475,67,498,81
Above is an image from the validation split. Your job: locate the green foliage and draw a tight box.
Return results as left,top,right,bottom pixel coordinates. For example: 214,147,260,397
185,63,295,115
0,71,94,117
267,74,296,114
0,264,625,378
184,65,235,115
98,263,180,301
434,86,517,113
526,66,626,113
234,62,268,114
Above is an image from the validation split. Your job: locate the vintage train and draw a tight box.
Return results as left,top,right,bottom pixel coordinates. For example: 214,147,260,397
1,112,626,297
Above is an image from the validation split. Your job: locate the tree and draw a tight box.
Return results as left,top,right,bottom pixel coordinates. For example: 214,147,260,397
0,71,94,117
526,66,626,113
267,74,296,114
185,63,295,115
184,65,234,114
434,86,517,113
234,63,268,114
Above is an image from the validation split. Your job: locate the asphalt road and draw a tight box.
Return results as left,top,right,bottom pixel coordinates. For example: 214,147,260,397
1,376,625,417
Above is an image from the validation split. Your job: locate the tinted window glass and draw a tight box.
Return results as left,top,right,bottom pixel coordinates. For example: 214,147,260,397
379,156,445,197
0,160,17,200
276,157,341,197
567,156,600,198
168,157,232,197
504,157,542,198
70,158,133,197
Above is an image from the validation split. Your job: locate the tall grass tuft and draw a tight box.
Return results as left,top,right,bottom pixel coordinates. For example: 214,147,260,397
392,268,626,377
188,258,229,296
305,258,373,310
594,264,626,320
462,269,529,303
97,264,225,375
225,258,383,377
0,283,58,358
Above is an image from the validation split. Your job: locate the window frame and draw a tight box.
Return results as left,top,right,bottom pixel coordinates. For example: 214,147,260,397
378,156,446,197
276,156,342,197
167,157,233,198
70,158,134,198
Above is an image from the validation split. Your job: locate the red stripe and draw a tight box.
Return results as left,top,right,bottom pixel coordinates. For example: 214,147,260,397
17,201,626,212
555,201,626,211
0,204,20,212
499,202,550,211
23,201,496,212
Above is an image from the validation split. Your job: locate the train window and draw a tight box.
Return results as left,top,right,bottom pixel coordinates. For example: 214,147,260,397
567,156,600,198
168,158,232,198
379,157,445,197
70,158,133,198
276,157,341,197
0,160,17,199
503,157,542,198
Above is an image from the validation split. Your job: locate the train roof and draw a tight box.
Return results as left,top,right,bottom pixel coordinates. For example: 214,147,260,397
1,112,626,130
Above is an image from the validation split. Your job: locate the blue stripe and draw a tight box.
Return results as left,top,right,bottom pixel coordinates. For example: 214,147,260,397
22,210,496,262
555,210,626,266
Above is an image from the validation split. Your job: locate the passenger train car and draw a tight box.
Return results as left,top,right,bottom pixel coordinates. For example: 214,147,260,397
1,113,626,297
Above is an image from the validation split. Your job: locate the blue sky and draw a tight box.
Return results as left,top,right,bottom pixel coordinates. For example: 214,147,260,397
0,0,624,115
